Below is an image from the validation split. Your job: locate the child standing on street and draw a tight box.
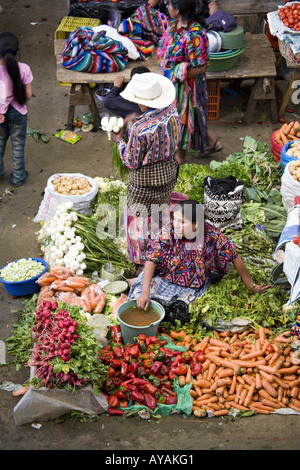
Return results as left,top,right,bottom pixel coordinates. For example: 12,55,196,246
0,32,33,187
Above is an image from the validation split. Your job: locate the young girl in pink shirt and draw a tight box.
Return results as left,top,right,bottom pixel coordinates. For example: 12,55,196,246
0,32,33,186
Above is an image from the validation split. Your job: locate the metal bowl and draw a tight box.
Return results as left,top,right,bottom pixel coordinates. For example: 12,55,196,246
207,30,222,53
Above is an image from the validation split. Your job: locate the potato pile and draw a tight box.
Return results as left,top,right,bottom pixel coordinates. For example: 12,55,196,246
52,175,92,195
286,141,300,159
289,160,300,181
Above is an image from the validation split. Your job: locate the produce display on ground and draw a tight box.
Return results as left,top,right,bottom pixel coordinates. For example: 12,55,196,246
4,136,300,423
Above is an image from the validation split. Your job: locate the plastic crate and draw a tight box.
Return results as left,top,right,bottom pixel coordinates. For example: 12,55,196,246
55,16,101,40
207,79,220,121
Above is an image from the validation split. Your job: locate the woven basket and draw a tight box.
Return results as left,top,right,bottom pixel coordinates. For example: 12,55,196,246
279,39,300,65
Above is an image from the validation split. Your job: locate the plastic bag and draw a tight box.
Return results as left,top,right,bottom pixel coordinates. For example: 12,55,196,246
69,0,146,24
55,130,82,144
13,384,108,425
281,161,300,209
33,173,99,223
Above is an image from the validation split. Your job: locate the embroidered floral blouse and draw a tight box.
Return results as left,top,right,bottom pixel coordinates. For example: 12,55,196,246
146,221,238,288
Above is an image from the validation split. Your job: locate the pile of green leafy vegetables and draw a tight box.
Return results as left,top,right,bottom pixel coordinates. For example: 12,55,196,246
188,260,299,339
174,135,282,203
175,136,285,239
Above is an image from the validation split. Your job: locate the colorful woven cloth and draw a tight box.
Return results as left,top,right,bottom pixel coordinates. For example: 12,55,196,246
145,221,238,289
157,21,209,151
118,4,169,60
61,27,128,73
291,312,300,338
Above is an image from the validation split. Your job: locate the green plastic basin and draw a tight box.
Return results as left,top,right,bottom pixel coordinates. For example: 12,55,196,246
218,25,245,50
207,48,244,72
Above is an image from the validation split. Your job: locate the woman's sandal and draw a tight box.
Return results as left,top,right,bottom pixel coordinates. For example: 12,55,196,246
198,140,223,158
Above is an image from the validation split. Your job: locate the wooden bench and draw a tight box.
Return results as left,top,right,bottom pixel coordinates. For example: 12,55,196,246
54,32,277,128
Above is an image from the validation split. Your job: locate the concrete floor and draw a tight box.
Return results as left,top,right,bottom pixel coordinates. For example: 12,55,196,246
0,0,300,452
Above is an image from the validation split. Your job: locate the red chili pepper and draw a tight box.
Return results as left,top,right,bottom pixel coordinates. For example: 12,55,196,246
135,333,147,342
130,390,145,403
144,382,158,396
112,359,122,368
191,362,202,376
128,362,138,374
113,377,122,388
128,345,139,357
146,336,158,346
162,347,180,358
107,366,116,377
108,408,124,415
110,325,122,342
143,358,153,368
150,360,162,375
165,396,177,405
173,363,188,375
160,364,170,375
172,354,185,367
115,389,126,400
120,361,128,377
169,367,177,381
112,346,123,359
108,394,120,408
161,386,176,397
132,378,149,386
158,339,168,346
145,393,157,410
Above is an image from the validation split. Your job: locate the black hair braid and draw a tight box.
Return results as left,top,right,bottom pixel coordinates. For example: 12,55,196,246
0,32,27,106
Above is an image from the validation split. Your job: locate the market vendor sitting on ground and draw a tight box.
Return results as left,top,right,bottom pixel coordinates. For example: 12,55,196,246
110,72,181,266
127,199,271,310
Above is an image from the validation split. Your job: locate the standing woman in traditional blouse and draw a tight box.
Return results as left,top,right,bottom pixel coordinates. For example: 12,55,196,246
128,200,271,310
157,0,222,164
111,72,181,266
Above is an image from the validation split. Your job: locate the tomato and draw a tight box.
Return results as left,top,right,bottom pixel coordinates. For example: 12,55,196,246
278,116,286,123
266,345,275,353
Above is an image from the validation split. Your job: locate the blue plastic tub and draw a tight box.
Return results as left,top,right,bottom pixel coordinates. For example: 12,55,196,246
281,141,298,173
0,258,48,296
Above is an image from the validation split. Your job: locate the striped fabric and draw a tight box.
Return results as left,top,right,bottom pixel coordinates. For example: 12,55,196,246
117,104,181,265
61,27,128,73
118,4,169,60
117,104,181,170
157,21,209,150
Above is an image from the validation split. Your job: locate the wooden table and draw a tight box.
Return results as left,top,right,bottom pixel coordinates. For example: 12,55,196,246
54,32,277,128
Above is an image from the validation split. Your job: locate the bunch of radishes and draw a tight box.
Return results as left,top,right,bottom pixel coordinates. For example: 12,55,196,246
30,300,88,389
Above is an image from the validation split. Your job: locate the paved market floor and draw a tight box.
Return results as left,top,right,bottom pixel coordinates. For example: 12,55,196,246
1,0,300,452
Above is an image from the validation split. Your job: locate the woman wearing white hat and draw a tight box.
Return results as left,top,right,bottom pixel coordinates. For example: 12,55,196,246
111,72,181,266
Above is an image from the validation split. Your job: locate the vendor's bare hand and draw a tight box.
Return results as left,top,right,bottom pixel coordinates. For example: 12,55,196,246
110,129,123,143
124,112,140,127
249,284,272,294
114,76,125,88
136,293,150,311
0,114,4,124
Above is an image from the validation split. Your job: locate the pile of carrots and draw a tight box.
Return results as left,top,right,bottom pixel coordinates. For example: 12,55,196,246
167,327,300,417
275,121,300,146
37,265,107,314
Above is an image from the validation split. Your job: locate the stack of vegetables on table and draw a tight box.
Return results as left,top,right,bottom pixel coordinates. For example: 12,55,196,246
5,135,300,421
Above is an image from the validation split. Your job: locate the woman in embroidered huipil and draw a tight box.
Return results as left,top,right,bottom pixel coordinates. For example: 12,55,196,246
157,0,222,164
111,72,181,266
128,200,271,310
